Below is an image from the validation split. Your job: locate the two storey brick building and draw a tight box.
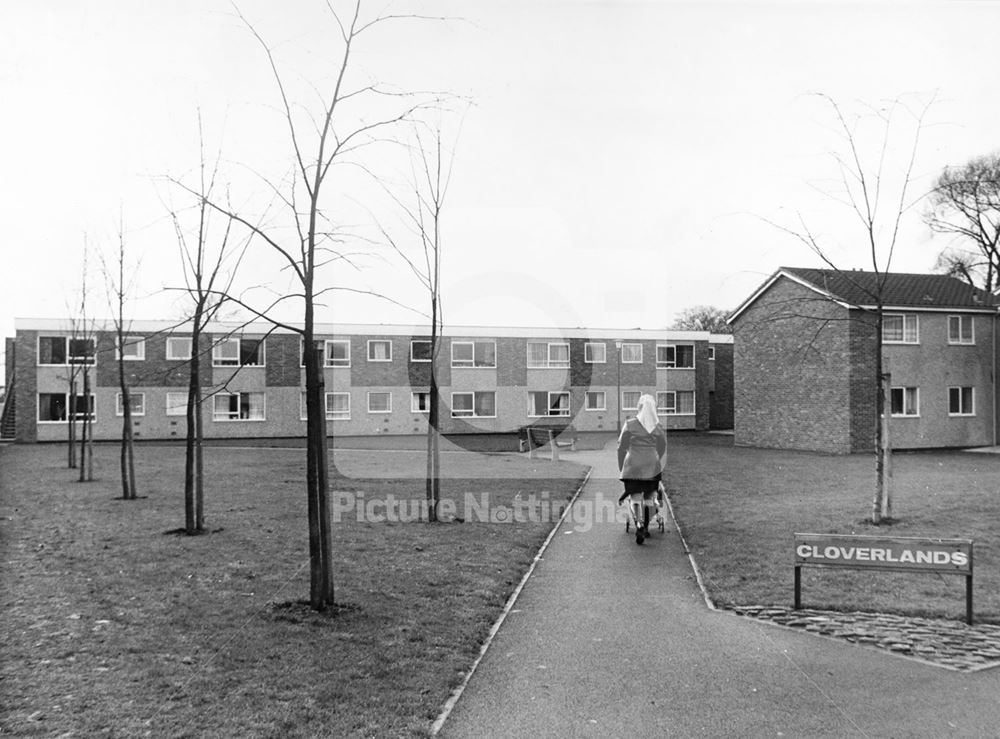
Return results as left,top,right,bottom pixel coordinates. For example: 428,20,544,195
729,268,998,453
2,320,734,446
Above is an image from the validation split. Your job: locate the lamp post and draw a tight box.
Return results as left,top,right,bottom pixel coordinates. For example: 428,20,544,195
615,340,623,433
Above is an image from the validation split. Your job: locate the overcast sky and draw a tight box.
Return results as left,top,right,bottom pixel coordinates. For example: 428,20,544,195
3,0,999,381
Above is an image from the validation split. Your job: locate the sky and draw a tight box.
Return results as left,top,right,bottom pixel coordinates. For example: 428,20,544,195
3,0,1000,383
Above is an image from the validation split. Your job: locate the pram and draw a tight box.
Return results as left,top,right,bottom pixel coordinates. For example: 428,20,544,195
623,481,666,545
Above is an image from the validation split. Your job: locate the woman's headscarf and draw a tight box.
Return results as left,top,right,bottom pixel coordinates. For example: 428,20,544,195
636,393,659,434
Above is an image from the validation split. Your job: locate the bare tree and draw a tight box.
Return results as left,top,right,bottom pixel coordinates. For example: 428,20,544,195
925,152,1000,293
75,238,96,483
378,121,458,522
171,1,441,609
762,93,934,525
670,305,732,333
167,114,247,535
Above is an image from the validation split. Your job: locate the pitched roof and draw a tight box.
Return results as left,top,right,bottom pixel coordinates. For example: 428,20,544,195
729,267,996,323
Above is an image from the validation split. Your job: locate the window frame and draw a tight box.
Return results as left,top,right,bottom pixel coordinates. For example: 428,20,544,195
451,340,497,369
115,391,146,417
527,390,570,418
526,341,570,369
889,386,920,417
411,391,431,413
37,392,96,423
367,391,392,414
165,392,188,416
37,336,96,366
212,337,266,367
325,339,351,368
621,390,641,411
948,386,975,417
367,340,393,363
114,336,146,361
584,342,607,364
410,340,432,363
947,315,975,345
212,391,267,422
166,336,192,360
450,391,497,418
656,343,695,369
620,342,643,364
882,314,919,345
584,390,606,411
658,390,695,415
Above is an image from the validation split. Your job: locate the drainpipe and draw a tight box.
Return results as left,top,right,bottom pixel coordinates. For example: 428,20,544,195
994,310,998,447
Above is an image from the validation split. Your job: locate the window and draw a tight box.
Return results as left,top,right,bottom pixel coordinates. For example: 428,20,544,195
621,391,641,411
166,337,192,360
620,343,642,363
38,336,95,365
948,315,975,345
526,341,569,368
367,392,392,413
412,391,431,412
890,387,919,417
213,392,265,421
657,344,694,368
451,391,496,418
166,392,188,416
584,342,606,363
410,340,432,362
882,314,919,344
325,340,350,367
658,390,695,415
585,391,606,410
528,391,570,417
708,346,716,361
367,340,392,362
115,392,145,416
949,387,974,416
451,340,496,368
115,336,145,360
213,337,265,367
38,393,94,422
326,392,350,420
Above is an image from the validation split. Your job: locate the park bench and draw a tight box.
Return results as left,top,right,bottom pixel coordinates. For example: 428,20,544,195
519,426,577,459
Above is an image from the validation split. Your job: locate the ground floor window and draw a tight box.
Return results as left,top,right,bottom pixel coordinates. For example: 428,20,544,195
38,393,94,422
621,391,641,411
890,386,919,417
412,391,431,413
528,391,569,417
213,392,265,421
367,392,392,413
585,391,606,410
327,392,350,420
115,392,145,416
948,386,974,416
166,392,188,416
452,391,496,418
657,390,695,415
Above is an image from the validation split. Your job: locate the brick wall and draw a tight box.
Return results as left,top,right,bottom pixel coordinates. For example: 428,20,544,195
733,276,853,453
15,331,37,442
709,342,734,429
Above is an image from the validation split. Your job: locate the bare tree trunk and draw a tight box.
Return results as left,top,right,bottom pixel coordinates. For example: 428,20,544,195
117,344,137,500
185,311,203,533
872,310,885,525
79,365,92,483
425,295,441,522
68,378,77,468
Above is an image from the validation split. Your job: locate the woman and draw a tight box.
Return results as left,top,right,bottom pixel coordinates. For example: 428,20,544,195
617,394,667,544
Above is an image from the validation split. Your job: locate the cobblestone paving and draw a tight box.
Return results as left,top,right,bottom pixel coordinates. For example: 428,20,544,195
726,605,1000,672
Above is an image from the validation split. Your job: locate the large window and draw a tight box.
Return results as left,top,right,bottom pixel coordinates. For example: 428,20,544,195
115,336,146,361
115,392,145,416
38,393,94,422
451,340,496,368
325,340,350,367
584,342,606,363
620,343,642,363
451,391,497,418
213,392,265,421
657,390,695,415
213,337,265,367
166,336,192,360
38,336,95,366
410,340,432,362
890,387,919,417
657,344,694,368
949,387,974,416
585,391,606,410
882,314,919,344
367,392,392,413
528,391,570,417
367,340,392,362
948,315,974,345
527,341,570,368
166,392,188,416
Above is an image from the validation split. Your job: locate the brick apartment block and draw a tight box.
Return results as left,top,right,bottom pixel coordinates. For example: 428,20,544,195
729,267,999,453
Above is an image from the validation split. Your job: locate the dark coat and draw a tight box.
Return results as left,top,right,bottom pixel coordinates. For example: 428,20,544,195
617,418,667,480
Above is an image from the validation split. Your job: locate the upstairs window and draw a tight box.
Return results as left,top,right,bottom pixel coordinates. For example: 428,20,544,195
410,340,432,362
213,337,265,367
527,341,569,368
451,340,496,368
166,337,192,360
948,315,974,345
367,340,392,362
584,342,606,363
882,314,918,344
620,343,642,363
657,344,694,368
38,336,95,365
115,336,145,361
325,340,350,367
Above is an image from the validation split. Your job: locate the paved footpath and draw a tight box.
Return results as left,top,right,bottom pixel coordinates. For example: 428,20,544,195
438,445,1000,738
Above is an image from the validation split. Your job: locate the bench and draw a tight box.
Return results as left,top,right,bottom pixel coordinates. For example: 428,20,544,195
519,427,577,459
794,533,974,624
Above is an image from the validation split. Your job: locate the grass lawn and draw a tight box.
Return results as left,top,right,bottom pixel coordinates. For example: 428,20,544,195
665,433,1000,623
0,442,587,738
